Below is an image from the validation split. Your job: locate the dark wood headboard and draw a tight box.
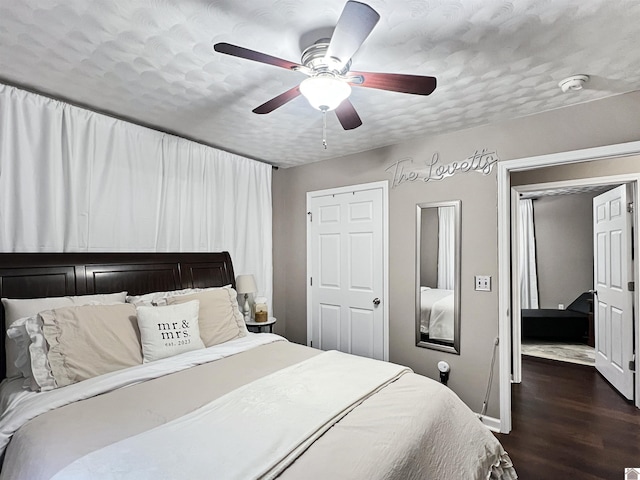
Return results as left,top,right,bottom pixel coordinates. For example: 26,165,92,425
0,252,236,378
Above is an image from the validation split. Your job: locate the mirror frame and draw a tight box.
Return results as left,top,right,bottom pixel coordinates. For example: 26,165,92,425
415,200,461,354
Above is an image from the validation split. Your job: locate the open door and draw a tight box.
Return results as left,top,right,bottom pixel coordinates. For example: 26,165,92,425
593,184,635,400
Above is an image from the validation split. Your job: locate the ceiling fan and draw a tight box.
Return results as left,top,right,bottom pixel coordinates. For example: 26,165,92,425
213,0,437,131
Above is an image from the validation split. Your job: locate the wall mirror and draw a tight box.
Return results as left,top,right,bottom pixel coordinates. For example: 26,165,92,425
416,200,461,354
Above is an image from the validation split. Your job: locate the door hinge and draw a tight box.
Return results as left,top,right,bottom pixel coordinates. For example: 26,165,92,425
310,340,313,348
629,356,636,372
627,202,634,213
629,281,635,292
307,211,312,222
310,277,312,286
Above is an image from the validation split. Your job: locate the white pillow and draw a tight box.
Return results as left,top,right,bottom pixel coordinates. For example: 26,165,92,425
2,292,127,379
136,301,205,363
126,287,227,307
25,315,55,391
5,317,33,379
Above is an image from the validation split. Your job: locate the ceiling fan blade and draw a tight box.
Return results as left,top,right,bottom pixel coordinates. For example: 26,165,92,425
348,71,437,95
325,1,380,69
252,86,301,114
214,42,301,71
335,99,362,130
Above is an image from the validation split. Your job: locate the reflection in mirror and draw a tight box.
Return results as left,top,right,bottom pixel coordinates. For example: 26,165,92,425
416,200,461,354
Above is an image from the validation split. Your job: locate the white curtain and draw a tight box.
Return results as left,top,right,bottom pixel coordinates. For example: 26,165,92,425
519,199,539,309
0,84,272,305
437,206,455,290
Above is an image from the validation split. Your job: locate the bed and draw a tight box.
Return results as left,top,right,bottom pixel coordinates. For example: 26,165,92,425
0,252,517,480
521,292,593,345
419,287,454,342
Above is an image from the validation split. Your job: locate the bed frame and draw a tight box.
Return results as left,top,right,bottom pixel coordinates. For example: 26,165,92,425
521,292,594,345
0,252,236,379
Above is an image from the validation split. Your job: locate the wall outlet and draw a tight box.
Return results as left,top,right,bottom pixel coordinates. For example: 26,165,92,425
475,275,491,292
558,303,564,310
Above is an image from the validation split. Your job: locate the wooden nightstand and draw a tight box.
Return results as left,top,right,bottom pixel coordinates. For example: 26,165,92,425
245,317,276,333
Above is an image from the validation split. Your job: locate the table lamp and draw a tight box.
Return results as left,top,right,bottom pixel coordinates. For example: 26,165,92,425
236,274,257,319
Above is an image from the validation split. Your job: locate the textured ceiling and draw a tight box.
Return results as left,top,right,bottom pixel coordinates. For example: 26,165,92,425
1,0,639,168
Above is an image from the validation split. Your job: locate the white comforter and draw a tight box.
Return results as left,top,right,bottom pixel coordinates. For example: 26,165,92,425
0,336,517,480
52,351,410,480
0,333,284,457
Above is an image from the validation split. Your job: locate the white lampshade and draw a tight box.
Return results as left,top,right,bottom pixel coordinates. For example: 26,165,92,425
236,274,257,294
300,75,352,111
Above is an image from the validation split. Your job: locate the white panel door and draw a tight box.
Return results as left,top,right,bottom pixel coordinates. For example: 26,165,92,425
308,185,385,360
593,184,634,400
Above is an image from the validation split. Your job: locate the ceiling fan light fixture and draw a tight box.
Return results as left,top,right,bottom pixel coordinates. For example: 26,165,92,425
300,75,352,111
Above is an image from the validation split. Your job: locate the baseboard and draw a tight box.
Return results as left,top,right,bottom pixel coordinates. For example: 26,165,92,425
476,414,501,432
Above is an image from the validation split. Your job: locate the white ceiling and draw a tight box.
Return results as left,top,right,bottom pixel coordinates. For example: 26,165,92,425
1,1,639,168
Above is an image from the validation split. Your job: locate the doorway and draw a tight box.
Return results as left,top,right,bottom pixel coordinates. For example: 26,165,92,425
511,181,636,394
306,181,389,361
497,141,640,433
513,184,609,368
511,178,636,396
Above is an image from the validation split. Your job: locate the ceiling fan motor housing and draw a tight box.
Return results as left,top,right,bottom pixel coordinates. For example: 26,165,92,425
301,39,352,75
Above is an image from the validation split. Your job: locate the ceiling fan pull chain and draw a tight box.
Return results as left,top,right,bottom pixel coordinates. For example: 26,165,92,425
322,109,328,149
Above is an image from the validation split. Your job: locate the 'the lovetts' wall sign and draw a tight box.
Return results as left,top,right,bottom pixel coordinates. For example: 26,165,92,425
385,149,500,188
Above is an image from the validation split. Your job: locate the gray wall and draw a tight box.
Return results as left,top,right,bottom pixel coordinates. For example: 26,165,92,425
272,91,640,419
532,193,597,309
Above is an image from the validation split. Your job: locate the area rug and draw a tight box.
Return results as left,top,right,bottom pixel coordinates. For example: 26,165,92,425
521,341,595,366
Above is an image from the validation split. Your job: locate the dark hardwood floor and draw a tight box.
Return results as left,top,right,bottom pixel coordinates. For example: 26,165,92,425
495,356,640,480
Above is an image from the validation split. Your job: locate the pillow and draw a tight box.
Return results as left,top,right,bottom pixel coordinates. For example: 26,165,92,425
136,301,205,362
36,303,142,391
5,317,33,379
166,287,247,347
2,292,127,379
126,287,226,307
25,315,54,391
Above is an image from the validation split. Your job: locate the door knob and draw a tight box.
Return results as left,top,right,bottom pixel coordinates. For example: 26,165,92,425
373,298,381,306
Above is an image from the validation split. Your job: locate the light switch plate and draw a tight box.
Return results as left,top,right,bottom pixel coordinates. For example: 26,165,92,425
475,275,491,292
